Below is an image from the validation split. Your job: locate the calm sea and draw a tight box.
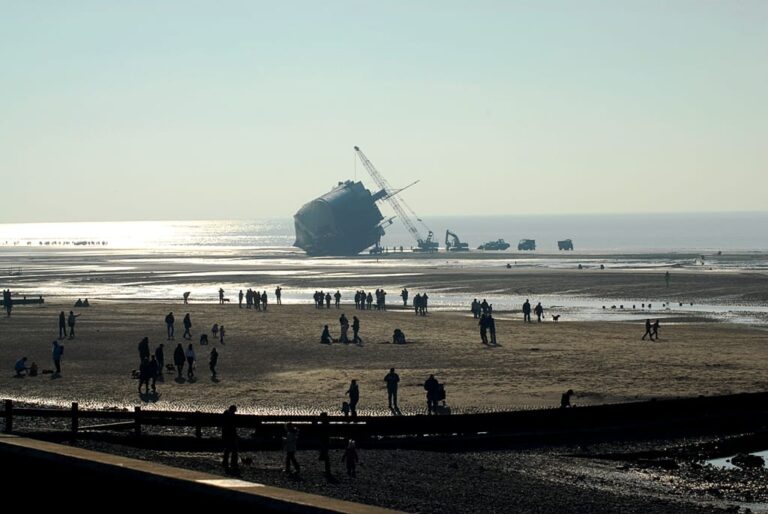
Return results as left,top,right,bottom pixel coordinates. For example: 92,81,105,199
0,213,767,252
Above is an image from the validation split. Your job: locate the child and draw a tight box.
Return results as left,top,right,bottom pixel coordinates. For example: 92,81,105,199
219,325,225,343
341,439,359,477
212,323,219,338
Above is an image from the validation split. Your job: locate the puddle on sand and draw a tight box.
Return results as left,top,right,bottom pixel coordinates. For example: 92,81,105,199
707,450,768,470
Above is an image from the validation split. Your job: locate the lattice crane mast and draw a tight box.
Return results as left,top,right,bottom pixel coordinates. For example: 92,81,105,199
354,146,437,251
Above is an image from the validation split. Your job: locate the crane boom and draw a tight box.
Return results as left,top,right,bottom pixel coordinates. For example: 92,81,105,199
354,146,437,251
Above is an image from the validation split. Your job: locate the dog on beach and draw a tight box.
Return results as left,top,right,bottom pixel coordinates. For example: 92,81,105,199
552,315,561,322
131,369,140,379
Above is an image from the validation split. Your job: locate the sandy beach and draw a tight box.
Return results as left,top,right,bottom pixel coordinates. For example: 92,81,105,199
2,253,767,513
1,301,766,413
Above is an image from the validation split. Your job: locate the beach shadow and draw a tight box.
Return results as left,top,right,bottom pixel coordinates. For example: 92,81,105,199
211,377,220,383
187,376,198,384
139,391,160,403
50,372,62,380
12,375,24,379
174,376,187,384
389,407,402,416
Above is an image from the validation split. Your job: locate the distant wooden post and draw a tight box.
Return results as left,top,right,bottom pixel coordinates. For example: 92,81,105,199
134,406,142,436
4,399,12,434
71,402,79,435
195,411,202,439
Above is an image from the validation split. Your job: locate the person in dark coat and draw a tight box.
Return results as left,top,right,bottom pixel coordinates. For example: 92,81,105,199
165,312,175,340
424,374,439,415
173,343,186,378
155,343,165,379
138,337,150,363
209,347,219,379
58,311,67,339
221,405,239,473
346,379,359,418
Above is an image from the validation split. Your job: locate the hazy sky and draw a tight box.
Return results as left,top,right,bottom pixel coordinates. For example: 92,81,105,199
1,1,766,222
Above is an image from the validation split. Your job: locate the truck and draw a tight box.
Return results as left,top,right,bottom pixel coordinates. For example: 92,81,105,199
557,239,574,251
517,239,536,251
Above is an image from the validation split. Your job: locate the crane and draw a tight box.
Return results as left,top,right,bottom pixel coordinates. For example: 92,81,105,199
354,146,438,252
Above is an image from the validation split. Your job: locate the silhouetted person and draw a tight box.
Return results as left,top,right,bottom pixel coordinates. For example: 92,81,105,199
182,313,192,340
341,439,359,477
155,343,165,378
284,423,300,475
238,290,244,308
561,389,574,408
424,374,439,415
173,343,185,378
185,344,196,378
352,316,362,344
479,314,489,345
15,357,28,377
67,311,79,338
665,271,670,287
218,287,225,305
3,289,11,317
346,379,359,417
318,412,332,477
138,357,152,394
219,325,226,343
52,340,63,374
222,405,239,473
212,323,219,338
642,319,655,341
275,286,282,305
384,368,400,410
651,319,660,340
488,314,497,345
522,299,531,323
182,291,190,304
165,312,175,340
209,347,219,379
334,290,341,308
325,292,331,309
534,302,544,322
392,328,406,344
320,325,332,344
138,336,150,362
401,288,409,306
58,311,67,338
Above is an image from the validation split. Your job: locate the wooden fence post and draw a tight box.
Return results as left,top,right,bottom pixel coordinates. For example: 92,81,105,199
4,399,12,434
134,406,142,436
195,411,202,438
71,402,79,435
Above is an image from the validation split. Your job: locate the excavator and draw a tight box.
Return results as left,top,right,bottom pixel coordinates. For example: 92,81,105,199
445,230,469,252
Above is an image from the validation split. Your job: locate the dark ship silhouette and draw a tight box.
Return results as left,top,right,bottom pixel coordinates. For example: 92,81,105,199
294,147,437,257
293,180,388,256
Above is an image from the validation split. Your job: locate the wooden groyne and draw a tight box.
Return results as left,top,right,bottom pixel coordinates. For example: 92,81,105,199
3,392,767,449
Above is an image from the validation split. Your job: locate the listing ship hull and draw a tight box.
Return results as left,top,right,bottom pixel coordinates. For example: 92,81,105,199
294,180,385,256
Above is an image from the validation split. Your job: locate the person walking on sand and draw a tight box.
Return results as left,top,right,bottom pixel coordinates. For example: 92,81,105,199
185,343,196,378
384,368,400,410
318,412,332,477
424,374,439,415
138,336,150,363
275,286,282,305
341,439,359,477
219,325,226,343
283,423,300,476
651,319,660,340
67,311,80,338
534,302,544,323
138,357,151,394
155,343,165,379
339,313,350,344
346,379,359,417
522,299,531,323
182,313,192,340
165,312,175,340
401,288,409,306
665,271,670,288
52,340,63,374
641,319,655,341
173,343,185,378
58,311,67,339
334,290,341,308
221,405,239,474
489,314,497,345
352,316,362,344
209,347,219,379
219,287,225,305
238,289,244,308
